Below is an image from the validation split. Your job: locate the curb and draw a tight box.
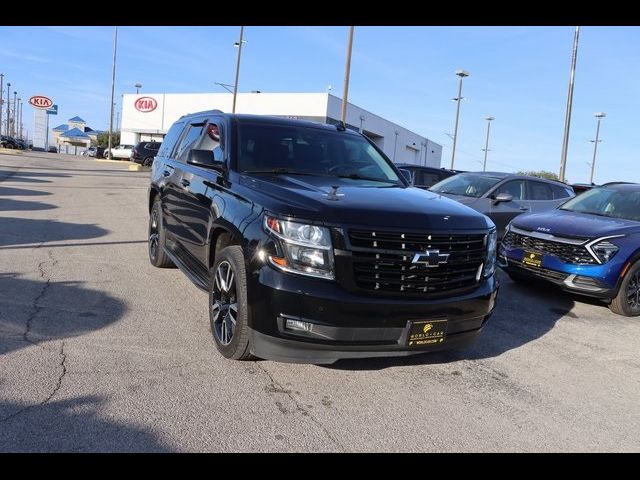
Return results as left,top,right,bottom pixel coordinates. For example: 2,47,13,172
0,148,22,155
128,164,150,172
95,158,130,164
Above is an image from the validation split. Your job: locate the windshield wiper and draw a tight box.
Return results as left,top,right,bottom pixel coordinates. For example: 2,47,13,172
335,173,396,183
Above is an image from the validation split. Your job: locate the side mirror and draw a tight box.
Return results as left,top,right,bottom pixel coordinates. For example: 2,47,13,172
398,168,413,184
187,149,225,172
493,192,513,204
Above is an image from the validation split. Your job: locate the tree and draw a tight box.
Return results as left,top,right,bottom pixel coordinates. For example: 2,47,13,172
516,170,561,182
96,131,120,148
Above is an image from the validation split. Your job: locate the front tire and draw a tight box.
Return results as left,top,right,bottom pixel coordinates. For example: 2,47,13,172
209,246,253,360
609,261,640,317
148,197,174,268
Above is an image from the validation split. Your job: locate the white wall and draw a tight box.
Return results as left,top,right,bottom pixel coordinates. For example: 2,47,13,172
325,94,441,167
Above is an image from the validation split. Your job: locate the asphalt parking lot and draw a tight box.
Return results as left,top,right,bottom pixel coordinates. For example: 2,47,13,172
0,150,639,452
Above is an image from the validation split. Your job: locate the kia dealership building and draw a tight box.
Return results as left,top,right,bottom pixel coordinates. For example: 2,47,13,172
120,92,442,167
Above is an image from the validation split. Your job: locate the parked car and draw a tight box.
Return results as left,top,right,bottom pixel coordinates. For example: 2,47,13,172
429,172,575,238
85,146,98,157
47,145,58,153
14,139,28,150
499,183,640,316
148,111,499,363
131,141,161,166
104,144,134,160
1,135,21,149
394,163,458,189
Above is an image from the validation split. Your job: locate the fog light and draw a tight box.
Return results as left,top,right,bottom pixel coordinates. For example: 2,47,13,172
285,318,313,332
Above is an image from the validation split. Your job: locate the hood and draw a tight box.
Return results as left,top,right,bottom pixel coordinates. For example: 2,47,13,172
512,209,640,239
435,192,480,206
237,174,493,231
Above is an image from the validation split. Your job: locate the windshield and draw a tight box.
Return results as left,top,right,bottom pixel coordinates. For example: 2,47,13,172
430,173,502,198
559,187,640,221
236,122,400,184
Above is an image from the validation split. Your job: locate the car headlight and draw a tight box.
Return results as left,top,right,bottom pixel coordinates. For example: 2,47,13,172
483,229,498,278
264,216,334,280
587,238,622,264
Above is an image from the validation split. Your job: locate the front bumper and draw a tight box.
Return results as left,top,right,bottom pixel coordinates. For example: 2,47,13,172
499,246,620,299
247,266,498,364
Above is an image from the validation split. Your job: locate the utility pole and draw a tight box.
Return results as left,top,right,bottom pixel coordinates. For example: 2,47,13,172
12,90,17,137
450,69,470,170
559,26,580,183
589,112,606,184
232,26,245,114
0,74,4,138
17,98,21,140
482,116,495,171
108,26,118,159
340,26,355,126
5,82,10,136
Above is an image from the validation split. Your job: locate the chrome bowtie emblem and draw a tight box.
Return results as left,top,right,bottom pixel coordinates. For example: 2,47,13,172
412,249,450,268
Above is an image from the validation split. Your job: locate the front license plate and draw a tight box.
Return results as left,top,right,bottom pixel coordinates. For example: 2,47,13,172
522,251,543,267
407,320,447,347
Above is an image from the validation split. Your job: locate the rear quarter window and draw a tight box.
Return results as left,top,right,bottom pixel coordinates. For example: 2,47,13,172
157,122,185,158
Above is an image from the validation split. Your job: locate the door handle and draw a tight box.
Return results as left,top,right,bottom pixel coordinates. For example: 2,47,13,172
520,206,530,211
162,170,171,177
181,179,191,187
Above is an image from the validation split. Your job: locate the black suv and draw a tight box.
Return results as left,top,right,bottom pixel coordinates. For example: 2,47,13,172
132,141,161,166
148,111,499,363
395,163,459,189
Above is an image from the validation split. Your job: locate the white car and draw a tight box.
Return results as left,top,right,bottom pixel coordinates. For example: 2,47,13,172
105,144,134,160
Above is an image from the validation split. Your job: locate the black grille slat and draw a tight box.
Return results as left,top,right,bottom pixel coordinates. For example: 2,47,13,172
348,229,486,295
503,231,595,265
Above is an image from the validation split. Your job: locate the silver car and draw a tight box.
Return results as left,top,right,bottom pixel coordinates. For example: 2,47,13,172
429,172,575,238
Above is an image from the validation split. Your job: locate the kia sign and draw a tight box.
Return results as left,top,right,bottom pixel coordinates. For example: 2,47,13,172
134,97,158,113
29,95,54,109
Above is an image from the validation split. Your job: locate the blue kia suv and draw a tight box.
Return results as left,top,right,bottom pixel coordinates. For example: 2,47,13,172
499,182,640,316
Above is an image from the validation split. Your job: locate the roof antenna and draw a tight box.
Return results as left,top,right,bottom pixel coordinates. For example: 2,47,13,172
336,121,346,132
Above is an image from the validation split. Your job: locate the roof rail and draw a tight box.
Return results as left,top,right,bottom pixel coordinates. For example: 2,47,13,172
601,181,637,186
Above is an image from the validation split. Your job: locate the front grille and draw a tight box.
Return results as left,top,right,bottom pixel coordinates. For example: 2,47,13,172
502,231,596,265
506,259,567,282
348,229,486,295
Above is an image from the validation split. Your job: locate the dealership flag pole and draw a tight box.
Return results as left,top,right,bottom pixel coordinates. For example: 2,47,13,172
340,26,355,126
108,26,118,159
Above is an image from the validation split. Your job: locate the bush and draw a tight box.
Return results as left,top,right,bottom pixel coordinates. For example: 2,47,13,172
96,132,120,148
516,170,561,181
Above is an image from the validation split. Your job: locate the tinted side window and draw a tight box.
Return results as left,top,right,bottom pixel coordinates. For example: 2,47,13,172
157,122,185,157
551,184,572,199
175,124,205,162
494,180,525,200
527,181,553,201
196,122,224,162
416,171,442,187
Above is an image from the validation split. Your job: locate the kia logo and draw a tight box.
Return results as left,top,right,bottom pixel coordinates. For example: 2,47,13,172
134,97,158,112
28,95,54,109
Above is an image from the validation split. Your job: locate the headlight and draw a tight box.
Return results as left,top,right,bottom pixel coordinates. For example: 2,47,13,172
587,239,621,264
483,229,498,278
264,216,334,280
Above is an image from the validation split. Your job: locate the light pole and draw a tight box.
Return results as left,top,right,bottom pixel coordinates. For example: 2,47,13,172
482,116,495,172
393,130,399,161
134,83,142,94
12,90,17,137
340,26,355,126
108,26,118,159
450,69,470,170
17,98,21,140
359,114,365,133
0,74,4,138
589,112,606,184
232,26,245,114
5,82,10,136
559,26,580,183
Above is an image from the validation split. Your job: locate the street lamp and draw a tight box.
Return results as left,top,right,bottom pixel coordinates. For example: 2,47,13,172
589,112,606,184
5,82,10,136
134,83,142,94
482,116,495,172
359,114,365,133
12,91,17,137
393,130,399,161
559,26,581,182
232,26,246,114
108,26,118,159
17,98,21,140
0,74,4,138
450,69,470,170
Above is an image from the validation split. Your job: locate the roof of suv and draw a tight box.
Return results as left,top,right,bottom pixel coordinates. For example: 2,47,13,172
456,171,572,187
599,182,640,191
178,110,362,135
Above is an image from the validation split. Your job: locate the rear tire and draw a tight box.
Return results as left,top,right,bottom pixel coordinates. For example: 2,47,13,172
209,245,254,360
609,260,640,317
148,197,174,268
143,156,154,167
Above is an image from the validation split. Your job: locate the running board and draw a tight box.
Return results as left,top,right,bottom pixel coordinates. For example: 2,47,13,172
163,247,210,292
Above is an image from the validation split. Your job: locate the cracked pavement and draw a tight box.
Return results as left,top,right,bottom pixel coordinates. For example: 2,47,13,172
1,151,639,452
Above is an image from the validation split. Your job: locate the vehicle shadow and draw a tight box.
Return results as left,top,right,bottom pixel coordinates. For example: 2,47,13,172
329,272,575,371
0,169,71,183
0,198,57,212
0,217,108,248
0,186,52,197
0,395,171,452
0,274,127,356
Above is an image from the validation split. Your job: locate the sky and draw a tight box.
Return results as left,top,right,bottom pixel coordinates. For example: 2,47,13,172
1,25,638,184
